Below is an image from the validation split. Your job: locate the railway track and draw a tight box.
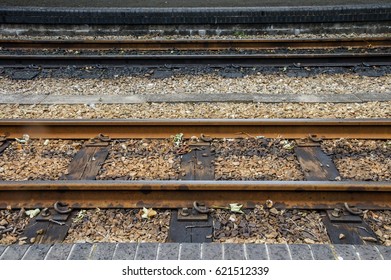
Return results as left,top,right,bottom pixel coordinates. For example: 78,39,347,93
0,37,390,67
1,37,390,50
0,118,390,210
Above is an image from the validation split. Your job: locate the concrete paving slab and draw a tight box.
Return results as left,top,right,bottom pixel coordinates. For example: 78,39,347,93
224,243,245,260
89,243,117,260
45,243,73,260
22,244,52,260
355,245,383,260
245,244,269,260
179,243,201,260
376,245,391,260
201,243,223,260
0,245,6,257
146,93,254,103
289,244,313,260
0,94,47,104
113,243,137,260
253,94,362,103
157,243,180,260
355,92,391,102
135,243,158,260
310,244,336,260
43,95,146,104
296,94,362,103
68,243,93,260
0,244,29,260
267,244,291,260
333,245,359,260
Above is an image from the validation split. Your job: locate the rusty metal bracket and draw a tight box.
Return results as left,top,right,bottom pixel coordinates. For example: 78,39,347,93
326,209,362,223
36,208,71,222
85,133,111,147
193,201,210,214
53,201,72,214
177,207,208,221
296,135,323,147
344,202,363,215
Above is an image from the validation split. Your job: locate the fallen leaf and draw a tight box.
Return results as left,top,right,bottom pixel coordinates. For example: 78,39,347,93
141,207,157,219
229,203,244,214
25,208,40,218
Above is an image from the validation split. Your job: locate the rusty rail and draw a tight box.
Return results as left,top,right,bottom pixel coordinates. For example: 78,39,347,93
1,180,391,209
1,119,390,139
1,37,390,50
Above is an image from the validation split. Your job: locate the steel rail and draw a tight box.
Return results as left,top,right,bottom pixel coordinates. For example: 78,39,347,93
1,180,391,209
1,53,390,67
0,119,390,139
0,37,390,50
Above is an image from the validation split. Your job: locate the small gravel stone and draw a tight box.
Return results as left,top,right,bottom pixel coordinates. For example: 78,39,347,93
0,140,82,181
0,209,30,245
322,140,391,181
364,210,391,246
1,102,390,119
64,209,170,243
212,206,330,244
97,139,181,180
1,74,390,96
213,138,304,181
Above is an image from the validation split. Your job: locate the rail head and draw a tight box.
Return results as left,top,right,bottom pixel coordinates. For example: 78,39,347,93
1,118,390,139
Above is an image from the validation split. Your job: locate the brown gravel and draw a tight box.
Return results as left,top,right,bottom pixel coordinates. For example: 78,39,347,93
1,208,391,245
213,138,304,180
0,140,82,181
64,208,170,243
1,138,390,182
97,139,181,180
322,140,391,181
1,74,390,96
1,102,390,119
0,209,30,245
365,210,391,246
212,206,329,244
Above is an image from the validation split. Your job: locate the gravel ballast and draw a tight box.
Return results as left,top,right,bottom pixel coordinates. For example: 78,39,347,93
97,139,181,180
2,208,391,246
213,138,304,181
1,102,390,119
212,207,329,244
64,209,170,243
0,140,81,181
1,139,389,182
322,140,391,181
1,74,390,96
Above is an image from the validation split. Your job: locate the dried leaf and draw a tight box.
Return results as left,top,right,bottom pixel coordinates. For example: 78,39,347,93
74,210,87,223
229,203,244,214
141,207,157,219
25,208,40,218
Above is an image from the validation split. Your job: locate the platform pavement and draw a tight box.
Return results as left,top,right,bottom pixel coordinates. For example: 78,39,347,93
0,243,390,260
